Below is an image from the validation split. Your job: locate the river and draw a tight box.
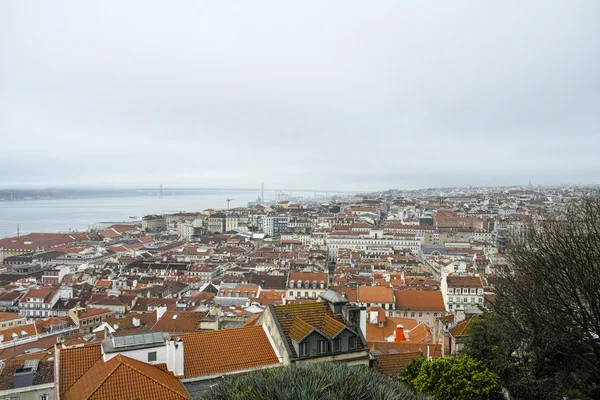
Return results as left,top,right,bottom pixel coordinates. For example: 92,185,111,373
0,190,260,238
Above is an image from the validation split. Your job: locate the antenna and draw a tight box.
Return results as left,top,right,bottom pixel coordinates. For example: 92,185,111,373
17,224,20,238
226,199,235,210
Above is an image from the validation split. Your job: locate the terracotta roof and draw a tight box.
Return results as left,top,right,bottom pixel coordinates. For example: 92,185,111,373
288,271,328,284
358,286,394,304
77,307,113,319
437,314,455,324
365,316,417,341
179,325,280,378
394,290,445,311
0,312,21,322
151,311,207,333
272,302,347,357
62,354,189,400
289,317,314,342
58,342,103,395
373,351,423,377
369,341,443,358
449,317,475,337
446,275,484,288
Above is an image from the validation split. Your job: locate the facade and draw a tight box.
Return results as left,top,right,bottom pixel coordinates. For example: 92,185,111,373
18,289,60,319
264,216,291,237
68,307,113,334
285,271,329,301
441,273,485,314
326,235,422,258
142,215,166,232
207,212,226,234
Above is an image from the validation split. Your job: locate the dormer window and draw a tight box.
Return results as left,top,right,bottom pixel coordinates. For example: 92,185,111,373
378,321,384,328
289,280,295,289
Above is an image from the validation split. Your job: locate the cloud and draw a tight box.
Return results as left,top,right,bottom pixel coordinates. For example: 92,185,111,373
1,0,599,190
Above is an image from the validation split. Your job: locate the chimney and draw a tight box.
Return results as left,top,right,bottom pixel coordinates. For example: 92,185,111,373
166,338,185,376
359,306,367,340
156,305,167,320
394,324,406,342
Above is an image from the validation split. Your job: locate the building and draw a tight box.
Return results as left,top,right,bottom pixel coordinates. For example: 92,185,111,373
18,288,60,319
68,307,113,334
393,290,446,327
142,215,166,232
441,272,485,314
326,234,422,258
206,212,226,234
264,216,290,237
256,299,369,367
55,325,283,399
285,271,329,301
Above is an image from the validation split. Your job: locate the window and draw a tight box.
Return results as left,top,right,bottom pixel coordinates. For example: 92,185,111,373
334,338,341,352
449,305,453,310
296,291,301,298
471,297,475,303
448,297,453,303
463,297,468,303
148,351,157,362
318,340,327,354
434,313,438,317
289,291,293,296
40,395,49,400
299,342,309,357
348,336,357,350
305,291,309,298
418,312,423,318
470,288,476,294
403,312,408,317
447,288,454,294
411,312,415,317
479,297,484,303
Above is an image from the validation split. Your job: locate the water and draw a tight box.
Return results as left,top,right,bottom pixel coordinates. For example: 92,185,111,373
0,190,260,238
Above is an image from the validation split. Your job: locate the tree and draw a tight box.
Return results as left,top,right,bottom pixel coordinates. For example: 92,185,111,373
200,363,428,400
465,196,600,399
401,356,500,400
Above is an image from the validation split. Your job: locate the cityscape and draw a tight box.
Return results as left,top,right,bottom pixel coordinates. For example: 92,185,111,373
2,0,599,399
0,184,597,399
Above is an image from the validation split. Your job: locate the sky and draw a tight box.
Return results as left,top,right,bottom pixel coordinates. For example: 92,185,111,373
1,1,599,191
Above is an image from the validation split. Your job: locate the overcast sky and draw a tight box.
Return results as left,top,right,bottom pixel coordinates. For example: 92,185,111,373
1,1,599,191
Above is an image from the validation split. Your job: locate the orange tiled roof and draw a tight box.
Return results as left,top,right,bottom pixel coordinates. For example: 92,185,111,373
320,315,346,338
358,286,394,304
179,325,280,378
449,316,475,337
58,342,103,395
62,354,189,400
373,351,423,377
151,311,207,333
289,318,314,342
394,290,445,311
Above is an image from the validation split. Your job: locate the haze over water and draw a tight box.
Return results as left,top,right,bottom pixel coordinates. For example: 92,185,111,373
0,190,259,238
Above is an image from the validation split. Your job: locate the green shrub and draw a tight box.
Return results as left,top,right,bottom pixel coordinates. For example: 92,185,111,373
200,362,429,400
